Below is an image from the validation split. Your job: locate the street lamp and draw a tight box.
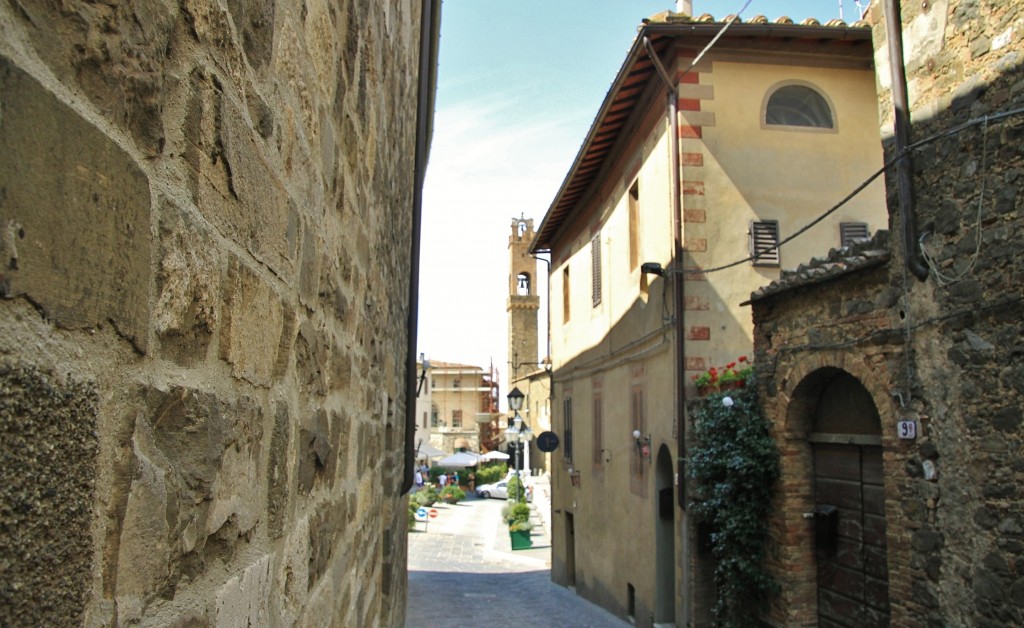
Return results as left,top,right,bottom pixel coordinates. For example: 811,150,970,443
505,387,533,502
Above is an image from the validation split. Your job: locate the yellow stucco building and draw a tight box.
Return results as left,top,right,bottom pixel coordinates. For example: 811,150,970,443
530,10,888,626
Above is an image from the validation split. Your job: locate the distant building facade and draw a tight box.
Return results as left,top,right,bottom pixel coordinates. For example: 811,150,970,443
418,360,501,455
750,1,1024,625
531,9,888,626
0,1,439,625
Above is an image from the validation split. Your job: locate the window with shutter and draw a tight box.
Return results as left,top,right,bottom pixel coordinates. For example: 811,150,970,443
591,234,602,307
563,397,574,463
840,222,870,247
628,181,640,270
750,220,781,266
562,266,571,323
592,392,603,468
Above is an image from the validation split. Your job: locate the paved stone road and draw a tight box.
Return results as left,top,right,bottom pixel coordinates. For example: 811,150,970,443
406,476,627,627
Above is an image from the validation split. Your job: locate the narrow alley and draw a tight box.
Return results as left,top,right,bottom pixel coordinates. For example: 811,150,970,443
405,476,626,627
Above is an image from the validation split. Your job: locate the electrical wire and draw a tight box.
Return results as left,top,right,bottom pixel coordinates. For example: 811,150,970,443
919,116,989,286
696,105,1024,276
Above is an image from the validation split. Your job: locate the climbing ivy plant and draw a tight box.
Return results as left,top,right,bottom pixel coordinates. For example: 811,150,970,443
688,384,780,627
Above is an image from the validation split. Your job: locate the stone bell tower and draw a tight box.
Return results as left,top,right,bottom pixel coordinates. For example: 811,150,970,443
507,217,540,385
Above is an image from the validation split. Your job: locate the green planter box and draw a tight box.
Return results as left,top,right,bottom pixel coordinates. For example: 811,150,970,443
509,529,532,550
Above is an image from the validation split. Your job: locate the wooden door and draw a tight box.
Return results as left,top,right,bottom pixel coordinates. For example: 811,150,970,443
813,441,890,627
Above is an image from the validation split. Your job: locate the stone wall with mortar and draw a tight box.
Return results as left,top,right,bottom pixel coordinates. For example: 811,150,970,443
0,1,421,625
751,1,1023,625
872,0,1024,625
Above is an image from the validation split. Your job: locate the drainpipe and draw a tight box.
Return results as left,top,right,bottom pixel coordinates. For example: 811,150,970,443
644,34,692,626
883,0,929,281
642,37,687,508
404,0,442,494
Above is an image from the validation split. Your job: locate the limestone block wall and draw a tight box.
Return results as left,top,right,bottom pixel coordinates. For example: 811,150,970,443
0,1,421,625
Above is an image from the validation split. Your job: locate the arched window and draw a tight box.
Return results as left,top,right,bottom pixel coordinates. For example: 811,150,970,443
764,84,834,129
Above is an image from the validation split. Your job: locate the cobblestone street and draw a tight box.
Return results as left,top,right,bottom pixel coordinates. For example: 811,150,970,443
406,477,627,627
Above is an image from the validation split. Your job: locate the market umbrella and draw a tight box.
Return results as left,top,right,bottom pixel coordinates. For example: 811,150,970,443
479,450,510,461
436,451,480,468
415,442,446,458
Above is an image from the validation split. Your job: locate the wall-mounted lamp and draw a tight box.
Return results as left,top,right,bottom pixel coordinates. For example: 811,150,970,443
633,429,652,461
640,262,666,277
416,353,430,397
641,261,691,278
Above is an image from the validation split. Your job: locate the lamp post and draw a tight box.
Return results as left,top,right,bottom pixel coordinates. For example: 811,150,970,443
505,387,532,502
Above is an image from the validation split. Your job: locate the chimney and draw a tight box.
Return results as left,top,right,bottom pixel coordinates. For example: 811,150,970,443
676,1,693,15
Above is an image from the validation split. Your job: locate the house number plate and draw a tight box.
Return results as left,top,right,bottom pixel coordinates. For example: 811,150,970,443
897,420,917,440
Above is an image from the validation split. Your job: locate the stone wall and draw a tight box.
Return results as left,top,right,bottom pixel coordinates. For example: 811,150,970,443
0,0,422,625
873,0,1024,625
751,1,1023,625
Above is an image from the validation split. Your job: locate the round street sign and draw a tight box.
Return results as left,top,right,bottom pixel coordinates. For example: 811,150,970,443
415,507,428,521
537,431,560,453
428,509,438,519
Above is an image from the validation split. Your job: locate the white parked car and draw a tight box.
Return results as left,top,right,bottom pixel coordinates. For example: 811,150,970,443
475,481,508,500
476,478,533,501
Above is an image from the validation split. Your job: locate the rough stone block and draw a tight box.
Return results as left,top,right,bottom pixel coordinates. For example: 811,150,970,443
267,400,291,540
219,257,292,387
155,202,222,365
184,72,298,280
108,386,264,613
0,363,98,626
215,554,273,627
6,1,175,155
0,56,152,352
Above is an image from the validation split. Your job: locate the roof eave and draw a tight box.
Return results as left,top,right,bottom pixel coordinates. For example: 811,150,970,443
530,21,874,255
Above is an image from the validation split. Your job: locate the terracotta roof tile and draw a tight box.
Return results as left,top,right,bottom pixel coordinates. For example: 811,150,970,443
744,230,891,305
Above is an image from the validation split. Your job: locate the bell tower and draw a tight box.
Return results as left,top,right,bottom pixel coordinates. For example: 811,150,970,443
507,217,540,384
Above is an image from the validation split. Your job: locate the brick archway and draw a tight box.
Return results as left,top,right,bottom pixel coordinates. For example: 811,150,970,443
764,350,899,626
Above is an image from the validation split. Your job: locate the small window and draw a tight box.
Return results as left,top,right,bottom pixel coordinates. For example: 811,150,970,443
840,222,870,248
452,378,461,388
628,181,640,270
452,409,463,428
430,405,439,427
591,234,602,307
592,392,604,468
765,84,834,128
562,266,571,323
750,220,781,266
563,397,574,463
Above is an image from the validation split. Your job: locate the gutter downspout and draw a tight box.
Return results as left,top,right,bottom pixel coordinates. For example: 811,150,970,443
883,0,929,281
404,0,442,494
530,252,554,400
643,33,692,622
641,36,687,508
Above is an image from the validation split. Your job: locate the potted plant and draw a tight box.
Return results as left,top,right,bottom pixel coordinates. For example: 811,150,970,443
439,485,465,504
509,520,533,550
413,485,438,507
693,356,753,396
505,501,533,549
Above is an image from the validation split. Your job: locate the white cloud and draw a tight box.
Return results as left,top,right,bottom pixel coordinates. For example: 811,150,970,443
417,92,573,374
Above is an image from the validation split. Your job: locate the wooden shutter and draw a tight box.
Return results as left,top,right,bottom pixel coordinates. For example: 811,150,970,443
591,234,602,307
840,222,870,247
750,220,781,266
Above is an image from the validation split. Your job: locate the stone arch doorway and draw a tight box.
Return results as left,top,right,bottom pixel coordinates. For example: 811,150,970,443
654,443,676,624
794,367,890,626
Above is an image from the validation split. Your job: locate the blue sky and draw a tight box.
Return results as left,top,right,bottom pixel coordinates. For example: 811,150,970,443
417,0,872,377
